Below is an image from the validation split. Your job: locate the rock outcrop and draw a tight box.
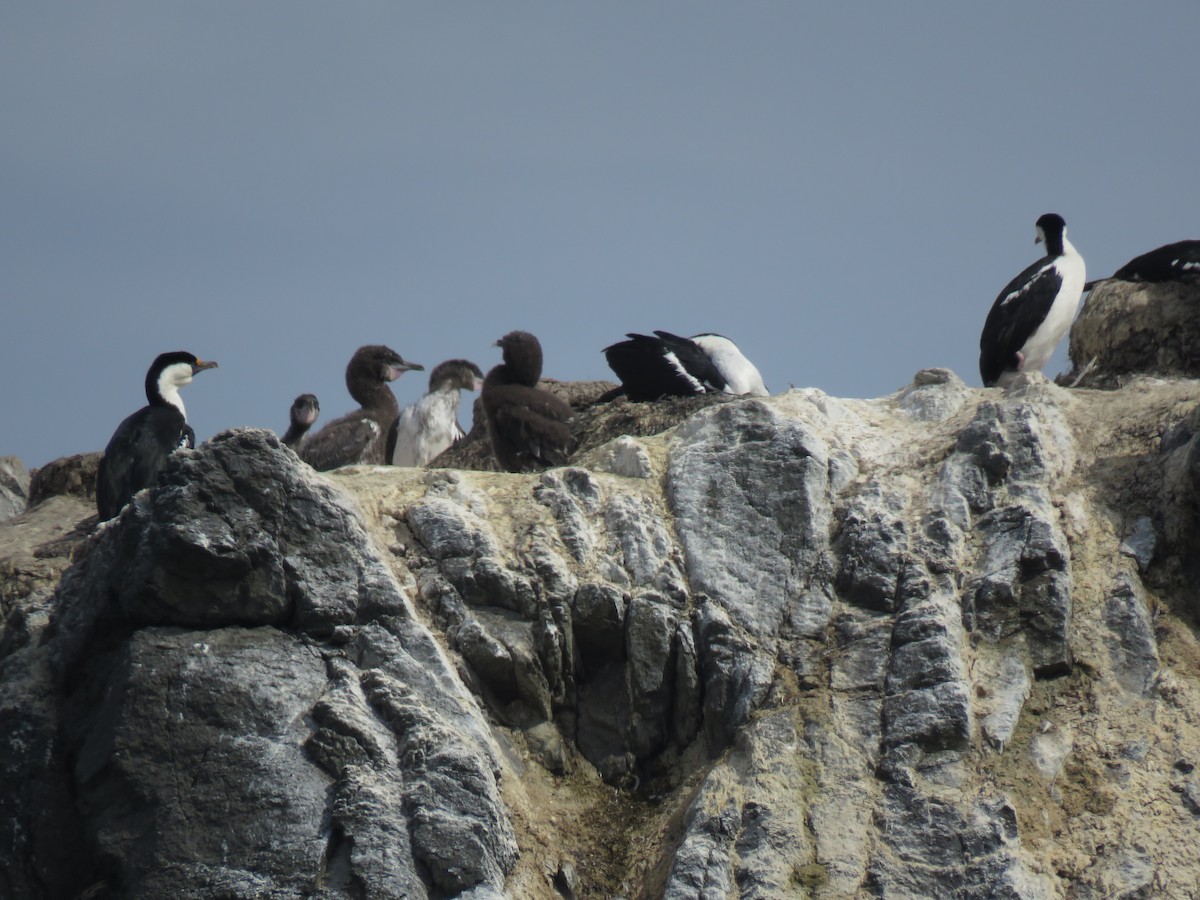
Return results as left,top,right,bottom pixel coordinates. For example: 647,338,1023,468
1067,278,1200,387
26,451,102,509
0,456,29,523
4,431,518,899
4,297,1200,896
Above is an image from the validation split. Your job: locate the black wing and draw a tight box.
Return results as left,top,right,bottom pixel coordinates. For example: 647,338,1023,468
979,257,1061,386
604,332,711,401
97,405,187,520
300,410,385,470
1112,240,1200,283
652,331,727,392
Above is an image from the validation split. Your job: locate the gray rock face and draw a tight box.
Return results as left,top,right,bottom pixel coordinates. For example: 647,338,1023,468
0,456,29,522
1067,279,1200,387
8,429,517,898
73,627,332,895
668,399,835,641
4,371,1200,899
1103,573,1159,697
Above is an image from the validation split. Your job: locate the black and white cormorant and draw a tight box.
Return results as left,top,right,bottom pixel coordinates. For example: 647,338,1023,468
979,213,1086,387
281,393,320,450
96,351,218,521
1084,239,1200,291
602,330,769,401
391,359,484,467
481,331,575,473
299,345,423,471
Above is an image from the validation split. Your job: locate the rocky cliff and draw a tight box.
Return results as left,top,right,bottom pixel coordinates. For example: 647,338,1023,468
3,282,1200,899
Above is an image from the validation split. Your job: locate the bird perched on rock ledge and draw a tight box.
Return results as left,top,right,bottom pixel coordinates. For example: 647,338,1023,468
979,213,1085,388
603,330,769,401
97,351,218,521
281,393,320,451
481,331,575,472
300,345,423,470
391,359,484,467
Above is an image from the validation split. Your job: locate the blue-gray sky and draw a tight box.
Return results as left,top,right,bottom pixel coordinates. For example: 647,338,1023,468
4,3,1199,468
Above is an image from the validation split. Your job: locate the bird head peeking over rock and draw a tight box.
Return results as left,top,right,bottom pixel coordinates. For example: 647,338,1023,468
281,393,320,450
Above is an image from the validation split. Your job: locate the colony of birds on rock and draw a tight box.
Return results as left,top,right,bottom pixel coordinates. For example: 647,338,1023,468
94,215,1200,522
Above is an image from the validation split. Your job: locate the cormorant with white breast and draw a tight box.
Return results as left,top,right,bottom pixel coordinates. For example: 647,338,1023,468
602,330,769,401
481,331,575,472
281,394,320,450
979,213,1086,387
391,359,484,467
300,345,423,471
1084,239,1200,291
96,351,218,521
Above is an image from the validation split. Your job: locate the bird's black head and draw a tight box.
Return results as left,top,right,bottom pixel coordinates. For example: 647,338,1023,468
495,331,543,386
290,393,320,427
429,359,485,392
145,351,218,406
1035,213,1067,255
346,345,424,387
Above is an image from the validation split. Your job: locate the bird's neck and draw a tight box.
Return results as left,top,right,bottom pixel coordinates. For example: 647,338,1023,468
351,378,399,413
483,366,507,391
154,383,186,418
1045,233,1068,258
506,359,541,387
433,387,462,418
282,421,310,444
429,381,463,400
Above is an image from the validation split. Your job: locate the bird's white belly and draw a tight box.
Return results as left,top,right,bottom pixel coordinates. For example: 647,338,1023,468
1020,259,1085,373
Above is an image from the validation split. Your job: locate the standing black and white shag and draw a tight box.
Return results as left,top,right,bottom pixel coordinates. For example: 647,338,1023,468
300,345,423,471
1084,239,1200,290
391,359,484,467
602,330,769,401
979,213,1086,387
96,351,218,521
281,393,320,450
481,331,575,472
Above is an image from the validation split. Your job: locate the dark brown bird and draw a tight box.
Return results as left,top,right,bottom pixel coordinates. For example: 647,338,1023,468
300,345,423,470
281,393,320,450
481,331,574,472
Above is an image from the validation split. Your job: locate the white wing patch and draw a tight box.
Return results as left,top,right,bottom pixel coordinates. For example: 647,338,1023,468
1002,262,1056,306
664,350,707,393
